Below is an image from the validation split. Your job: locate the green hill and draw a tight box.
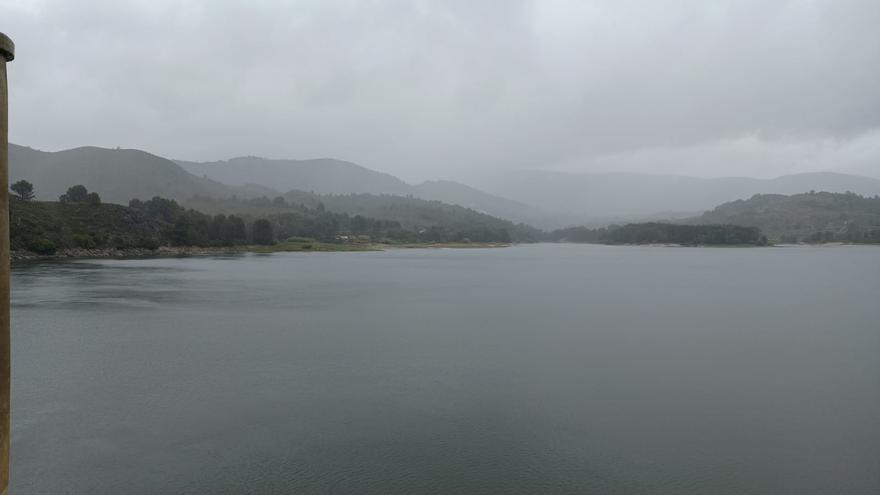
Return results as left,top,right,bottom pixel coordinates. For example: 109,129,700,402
10,199,164,253
185,192,544,242
9,144,257,204
689,191,880,243
11,187,539,255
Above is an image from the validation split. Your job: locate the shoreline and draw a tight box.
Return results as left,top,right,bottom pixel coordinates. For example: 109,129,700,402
13,241,875,262
10,242,512,261
11,245,252,261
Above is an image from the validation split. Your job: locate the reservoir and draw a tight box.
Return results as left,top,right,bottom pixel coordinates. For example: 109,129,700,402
10,244,880,494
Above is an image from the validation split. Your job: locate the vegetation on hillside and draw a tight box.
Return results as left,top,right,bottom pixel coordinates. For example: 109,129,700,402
11,190,254,254
15,178,877,255
10,199,163,254
548,223,768,246
10,183,536,255
185,192,543,243
690,191,880,243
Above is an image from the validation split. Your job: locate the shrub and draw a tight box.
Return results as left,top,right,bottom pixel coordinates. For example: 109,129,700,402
112,236,132,249
27,238,57,255
136,237,160,250
72,233,97,249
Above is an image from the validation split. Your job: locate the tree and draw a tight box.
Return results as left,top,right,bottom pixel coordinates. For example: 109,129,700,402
10,180,34,200
252,219,275,245
59,185,89,203
226,215,247,244
86,192,101,205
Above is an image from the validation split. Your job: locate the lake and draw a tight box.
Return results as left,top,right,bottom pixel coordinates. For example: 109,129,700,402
10,244,880,494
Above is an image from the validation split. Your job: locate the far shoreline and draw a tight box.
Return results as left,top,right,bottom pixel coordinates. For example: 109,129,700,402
10,241,513,262
13,240,877,263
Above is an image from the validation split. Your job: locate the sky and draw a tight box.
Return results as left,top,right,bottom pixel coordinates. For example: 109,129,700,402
2,0,880,182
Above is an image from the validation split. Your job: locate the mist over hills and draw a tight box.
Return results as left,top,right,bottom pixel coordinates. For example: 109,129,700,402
179,155,880,225
10,143,880,230
9,144,546,240
467,170,880,221
176,156,554,226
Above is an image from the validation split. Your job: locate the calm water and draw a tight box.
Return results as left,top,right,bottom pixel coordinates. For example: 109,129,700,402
10,244,880,494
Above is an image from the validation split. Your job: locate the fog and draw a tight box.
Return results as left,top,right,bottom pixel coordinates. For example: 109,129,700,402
3,0,879,182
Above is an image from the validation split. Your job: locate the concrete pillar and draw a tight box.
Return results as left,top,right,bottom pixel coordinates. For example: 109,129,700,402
0,31,14,495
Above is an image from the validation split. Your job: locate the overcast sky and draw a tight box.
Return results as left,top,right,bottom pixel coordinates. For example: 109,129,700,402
3,0,880,182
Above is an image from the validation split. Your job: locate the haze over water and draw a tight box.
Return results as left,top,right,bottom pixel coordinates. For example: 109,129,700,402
11,245,880,494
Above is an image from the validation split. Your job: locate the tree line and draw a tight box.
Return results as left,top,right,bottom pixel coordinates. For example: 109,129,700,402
131,195,516,246
548,222,769,246
10,179,521,252
11,180,103,205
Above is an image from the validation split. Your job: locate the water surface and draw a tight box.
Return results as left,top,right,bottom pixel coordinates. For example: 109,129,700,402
11,244,880,494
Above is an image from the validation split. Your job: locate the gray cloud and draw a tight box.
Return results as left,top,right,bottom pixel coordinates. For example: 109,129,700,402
3,0,880,181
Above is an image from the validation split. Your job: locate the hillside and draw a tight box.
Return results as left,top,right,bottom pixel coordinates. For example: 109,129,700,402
689,191,880,243
184,191,544,243
177,156,555,227
10,144,553,227
177,156,411,196
408,180,568,228
10,199,165,253
9,144,261,204
467,170,880,220
17,143,880,231
10,189,533,255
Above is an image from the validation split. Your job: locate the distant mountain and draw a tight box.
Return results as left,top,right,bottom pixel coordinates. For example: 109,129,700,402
177,156,556,227
688,191,880,243
8,144,260,204
9,144,552,230
18,143,878,231
177,156,411,195
468,170,880,220
407,180,573,227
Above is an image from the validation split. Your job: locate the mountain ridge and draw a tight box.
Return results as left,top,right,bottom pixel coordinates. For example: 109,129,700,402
11,143,880,229
9,144,255,204
175,155,555,226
